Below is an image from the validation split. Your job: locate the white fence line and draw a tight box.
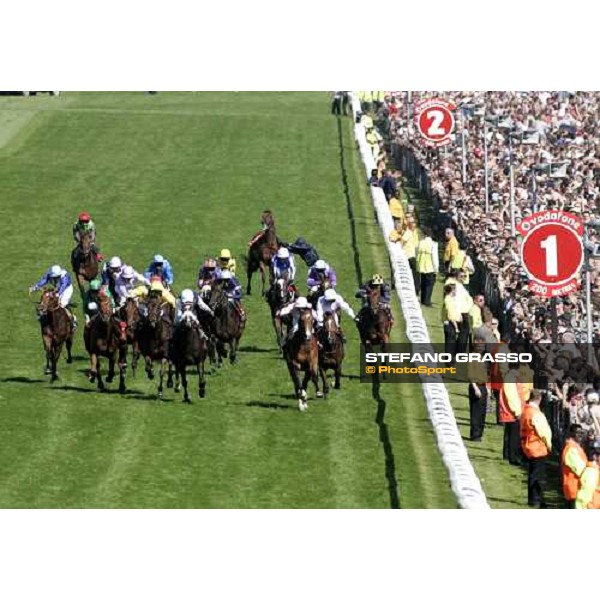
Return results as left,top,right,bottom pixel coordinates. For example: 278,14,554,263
350,95,490,509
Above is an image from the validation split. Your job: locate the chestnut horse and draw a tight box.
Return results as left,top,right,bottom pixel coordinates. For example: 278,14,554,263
246,210,278,295
118,297,141,377
36,289,74,382
71,231,99,298
209,285,245,366
84,295,127,393
318,311,345,395
265,271,295,351
356,285,392,352
283,308,321,411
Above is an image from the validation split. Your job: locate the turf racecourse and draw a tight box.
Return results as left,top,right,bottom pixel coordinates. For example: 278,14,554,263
0,92,455,508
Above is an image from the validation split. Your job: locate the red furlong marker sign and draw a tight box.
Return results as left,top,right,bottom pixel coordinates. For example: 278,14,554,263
414,98,455,146
518,210,583,298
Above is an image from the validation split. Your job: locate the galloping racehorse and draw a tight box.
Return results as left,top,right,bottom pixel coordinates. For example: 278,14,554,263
356,285,392,352
265,271,295,350
210,285,245,366
283,307,321,411
318,311,345,395
137,295,174,399
71,231,99,297
36,289,74,381
246,210,278,295
170,309,208,403
118,297,141,377
84,295,127,393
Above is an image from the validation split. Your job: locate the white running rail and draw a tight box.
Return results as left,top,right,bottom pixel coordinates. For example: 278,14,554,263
350,94,490,509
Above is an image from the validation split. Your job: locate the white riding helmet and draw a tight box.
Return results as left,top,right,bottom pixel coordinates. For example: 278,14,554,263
314,259,327,270
295,296,309,309
220,270,232,280
121,266,134,280
109,256,122,269
153,254,164,264
49,265,62,278
181,289,195,304
324,288,337,302
277,247,290,259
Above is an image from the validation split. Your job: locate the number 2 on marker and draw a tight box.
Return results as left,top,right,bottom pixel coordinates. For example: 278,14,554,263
426,110,445,136
540,234,558,277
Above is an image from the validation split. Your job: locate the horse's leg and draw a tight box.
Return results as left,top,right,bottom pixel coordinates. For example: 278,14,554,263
157,357,166,399
259,262,266,296
96,357,105,391
118,353,127,394
312,350,322,399
43,335,53,375
106,354,115,384
334,361,342,390
319,363,330,396
198,358,206,398
145,355,154,379
65,333,73,363
229,337,238,365
246,260,253,295
166,360,174,388
174,363,181,393
50,343,59,382
181,364,191,403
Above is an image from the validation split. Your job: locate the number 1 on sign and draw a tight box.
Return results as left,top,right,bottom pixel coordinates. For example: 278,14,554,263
540,234,558,277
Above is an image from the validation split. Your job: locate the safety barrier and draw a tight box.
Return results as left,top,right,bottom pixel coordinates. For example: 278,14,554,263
351,95,490,509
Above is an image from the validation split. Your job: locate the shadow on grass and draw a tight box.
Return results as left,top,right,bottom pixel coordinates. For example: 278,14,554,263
246,400,294,411
1,376,46,384
50,384,157,401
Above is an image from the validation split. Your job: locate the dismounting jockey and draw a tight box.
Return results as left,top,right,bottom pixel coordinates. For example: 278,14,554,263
355,274,394,324
278,296,317,341
115,265,150,306
83,280,114,324
197,258,222,290
174,289,214,329
271,247,297,282
316,288,356,336
30,265,77,328
285,237,320,267
216,270,246,322
217,249,237,277
144,254,174,287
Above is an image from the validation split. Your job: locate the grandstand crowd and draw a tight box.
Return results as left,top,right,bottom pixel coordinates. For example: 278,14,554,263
349,90,600,508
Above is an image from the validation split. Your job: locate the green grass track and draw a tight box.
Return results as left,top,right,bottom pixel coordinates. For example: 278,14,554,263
0,92,455,508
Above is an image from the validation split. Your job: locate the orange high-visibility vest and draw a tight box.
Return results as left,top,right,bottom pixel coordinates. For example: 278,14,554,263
520,404,549,458
489,343,504,391
498,380,525,423
561,439,587,501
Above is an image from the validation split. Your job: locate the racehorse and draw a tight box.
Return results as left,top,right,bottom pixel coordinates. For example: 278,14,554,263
195,285,218,369
318,311,345,395
356,285,392,352
71,231,99,297
36,289,74,382
307,273,331,309
118,297,141,377
210,285,245,366
84,295,127,393
246,210,278,295
170,309,208,402
265,272,295,351
136,295,174,399
283,307,321,411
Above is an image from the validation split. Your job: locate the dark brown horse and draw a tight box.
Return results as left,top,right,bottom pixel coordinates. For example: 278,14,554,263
118,297,141,377
36,289,74,382
246,210,278,295
210,285,245,366
283,308,321,411
356,285,392,351
170,309,208,402
265,272,295,351
84,295,127,393
137,296,174,399
318,312,345,394
71,231,99,298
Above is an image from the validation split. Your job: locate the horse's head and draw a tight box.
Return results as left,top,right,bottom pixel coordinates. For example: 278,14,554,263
299,308,315,340
323,311,339,345
37,289,59,317
122,296,139,326
276,275,289,300
367,286,381,313
180,309,197,330
146,296,163,328
200,284,212,304
80,231,93,255
98,295,113,322
261,210,275,229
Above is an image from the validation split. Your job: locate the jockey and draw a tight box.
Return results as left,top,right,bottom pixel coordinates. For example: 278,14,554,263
316,288,357,329
197,258,222,290
101,256,124,293
144,254,174,287
285,237,320,267
115,265,150,307
174,288,214,328
278,296,317,338
72,211,97,245
271,247,296,282
248,215,270,248
216,269,246,322
30,265,74,308
83,280,114,324
307,259,337,291
217,249,237,276
355,274,394,324
143,279,177,309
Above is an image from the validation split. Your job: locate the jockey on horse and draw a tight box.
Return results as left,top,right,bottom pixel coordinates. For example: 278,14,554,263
197,258,221,299
217,249,237,277
144,254,174,287
271,247,296,283
174,288,213,329
83,279,114,324
316,288,356,343
278,296,317,348
138,279,177,315
215,269,246,324
72,211,101,258
30,265,77,329
115,265,150,307
306,259,337,307
355,273,394,326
